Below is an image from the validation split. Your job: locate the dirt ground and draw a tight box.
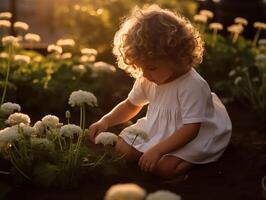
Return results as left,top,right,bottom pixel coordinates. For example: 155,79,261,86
0,102,265,200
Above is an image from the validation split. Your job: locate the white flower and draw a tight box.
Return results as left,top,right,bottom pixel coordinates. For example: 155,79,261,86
0,126,21,143
14,54,31,64
47,44,63,54
24,33,41,43
95,132,118,146
209,22,223,31
61,52,72,60
193,14,207,23
79,55,96,63
252,77,259,82
146,190,182,200
255,54,266,68
0,20,11,28
255,54,266,62
1,36,19,46
0,52,9,59
0,12,12,20
68,90,97,107
234,17,248,26
18,123,35,136
41,115,60,129
104,183,146,200
59,124,82,137
0,102,21,115
199,10,214,19
14,21,29,31
92,61,116,73
228,70,236,77
72,64,87,74
123,126,149,141
234,76,243,85
6,112,31,126
258,39,266,51
227,24,243,34
253,22,266,30
80,48,98,56
33,120,45,136
258,39,266,46
56,39,75,47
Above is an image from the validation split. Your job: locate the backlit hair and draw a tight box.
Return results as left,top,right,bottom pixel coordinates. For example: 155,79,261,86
113,4,204,78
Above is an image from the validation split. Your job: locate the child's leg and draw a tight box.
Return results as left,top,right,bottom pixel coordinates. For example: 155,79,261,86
154,155,193,179
115,136,142,162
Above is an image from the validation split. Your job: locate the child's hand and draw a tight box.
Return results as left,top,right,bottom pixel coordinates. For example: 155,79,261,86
138,147,162,172
89,119,109,143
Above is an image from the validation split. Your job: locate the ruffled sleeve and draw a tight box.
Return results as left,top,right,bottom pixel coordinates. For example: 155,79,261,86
177,78,211,124
128,77,149,106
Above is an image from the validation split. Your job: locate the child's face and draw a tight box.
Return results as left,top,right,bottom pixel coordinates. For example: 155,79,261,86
135,60,178,85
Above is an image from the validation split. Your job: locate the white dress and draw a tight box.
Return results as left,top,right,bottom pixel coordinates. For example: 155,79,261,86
119,68,232,164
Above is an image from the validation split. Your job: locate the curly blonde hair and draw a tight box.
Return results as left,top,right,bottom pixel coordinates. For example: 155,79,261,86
113,4,204,78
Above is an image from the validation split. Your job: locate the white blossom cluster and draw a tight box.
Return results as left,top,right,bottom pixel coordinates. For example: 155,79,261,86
47,44,63,54
24,33,41,43
56,39,75,47
41,115,61,129
146,190,182,200
14,21,29,31
0,102,21,116
104,183,146,200
95,132,118,146
59,124,82,137
0,20,11,28
0,12,12,19
122,126,149,141
6,112,31,126
68,90,97,107
14,54,31,64
0,123,34,143
1,35,19,46
104,183,182,200
0,125,21,143
92,61,116,73
80,48,98,56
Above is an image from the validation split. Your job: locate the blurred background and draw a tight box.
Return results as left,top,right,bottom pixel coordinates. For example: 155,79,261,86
1,0,265,44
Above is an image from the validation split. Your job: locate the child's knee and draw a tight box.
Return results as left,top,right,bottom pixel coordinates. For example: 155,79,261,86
154,156,192,179
115,137,142,162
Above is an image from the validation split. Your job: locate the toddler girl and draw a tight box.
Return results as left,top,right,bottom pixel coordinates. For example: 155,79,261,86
89,5,232,179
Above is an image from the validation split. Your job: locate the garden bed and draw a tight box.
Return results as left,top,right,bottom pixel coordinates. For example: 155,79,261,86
0,102,265,200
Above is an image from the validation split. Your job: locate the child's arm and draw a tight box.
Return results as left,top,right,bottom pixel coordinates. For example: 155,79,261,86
89,98,143,142
139,123,200,171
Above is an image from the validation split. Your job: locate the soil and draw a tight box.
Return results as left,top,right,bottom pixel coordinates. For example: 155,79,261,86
0,102,265,200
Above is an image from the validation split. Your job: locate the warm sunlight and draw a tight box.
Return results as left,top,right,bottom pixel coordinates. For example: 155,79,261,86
0,0,265,200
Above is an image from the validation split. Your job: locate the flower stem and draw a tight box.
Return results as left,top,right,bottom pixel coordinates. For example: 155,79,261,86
0,171,11,175
212,29,218,47
131,135,138,146
252,29,261,48
58,136,63,152
82,104,85,130
8,150,31,181
80,105,82,128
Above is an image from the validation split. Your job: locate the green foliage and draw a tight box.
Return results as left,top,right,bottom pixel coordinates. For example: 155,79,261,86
199,32,266,122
